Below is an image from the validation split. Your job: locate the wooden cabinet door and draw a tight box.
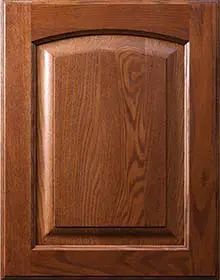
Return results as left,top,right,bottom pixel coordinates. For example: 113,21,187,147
1,0,218,278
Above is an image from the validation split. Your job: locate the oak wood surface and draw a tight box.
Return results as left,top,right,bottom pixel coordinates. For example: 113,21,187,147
31,4,190,42
189,3,217,273
4,2,32,276
38,35,168,228
38,36,183,227
0,0,219,278
39,37,181,221
36,35,185,247
31,2,216,276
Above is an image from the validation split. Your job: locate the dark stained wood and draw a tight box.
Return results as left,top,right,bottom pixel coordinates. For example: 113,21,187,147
36,35,185,247
31,3,216,276
31,247,191,276
38,35,168,228
2,277,217,280
54,36,167,229
0,0,219,278
31,4,190,42
189,3,217,274
218,1,220,280
36,35,184,236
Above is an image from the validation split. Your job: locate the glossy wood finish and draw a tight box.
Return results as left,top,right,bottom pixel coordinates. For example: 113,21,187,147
36,35,185,247
38,36,169,228
0,0,219,278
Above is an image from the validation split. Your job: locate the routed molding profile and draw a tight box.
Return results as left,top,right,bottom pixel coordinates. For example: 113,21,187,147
0,0,220,279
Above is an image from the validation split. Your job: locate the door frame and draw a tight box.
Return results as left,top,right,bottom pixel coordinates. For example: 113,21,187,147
0,0,219,279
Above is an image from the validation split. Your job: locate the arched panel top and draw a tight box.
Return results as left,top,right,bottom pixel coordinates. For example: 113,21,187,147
3,0,218,277
38,34,183,59
36,34,185,239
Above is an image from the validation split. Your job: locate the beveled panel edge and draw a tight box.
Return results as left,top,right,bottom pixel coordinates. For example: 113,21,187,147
32,244,188,251
34,36,188,249
183,42,190,250
36,46,55,241
36,40,171,239
35,36,176,236
33,30,189,47
0,1,219,279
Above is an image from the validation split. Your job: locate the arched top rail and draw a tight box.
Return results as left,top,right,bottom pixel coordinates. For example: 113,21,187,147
31,3,190,42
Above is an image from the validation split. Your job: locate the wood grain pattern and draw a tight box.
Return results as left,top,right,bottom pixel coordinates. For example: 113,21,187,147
1,0,218,278
188,3,217,274
36,35,185,247
38,36,168,229
4,2,32,276
31,247,190,276
31,4,190,42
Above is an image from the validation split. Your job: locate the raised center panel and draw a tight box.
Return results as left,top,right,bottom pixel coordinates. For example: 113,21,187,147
37,35,185,245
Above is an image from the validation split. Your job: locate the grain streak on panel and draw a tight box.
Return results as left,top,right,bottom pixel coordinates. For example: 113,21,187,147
37,35,185,247
38,36,168,229
3,1,217,277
